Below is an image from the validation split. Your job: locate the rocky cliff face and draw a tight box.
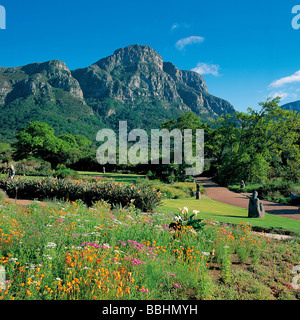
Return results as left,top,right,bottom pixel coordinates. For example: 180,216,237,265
72,44,235,119
0,44,235,140
0,60,94,140
1,60,86,104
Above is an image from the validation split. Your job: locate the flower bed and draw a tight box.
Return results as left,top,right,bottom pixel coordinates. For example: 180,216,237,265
0,200,299,300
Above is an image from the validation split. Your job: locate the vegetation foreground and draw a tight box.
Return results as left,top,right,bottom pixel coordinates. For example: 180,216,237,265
0,199,299,300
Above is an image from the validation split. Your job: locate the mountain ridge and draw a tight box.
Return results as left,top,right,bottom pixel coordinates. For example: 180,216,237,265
0,44,235,141
281,100,300,113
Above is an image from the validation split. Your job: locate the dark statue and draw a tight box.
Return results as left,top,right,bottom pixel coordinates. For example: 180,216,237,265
248,191,264,218
196,183,201,200
240,180,245,189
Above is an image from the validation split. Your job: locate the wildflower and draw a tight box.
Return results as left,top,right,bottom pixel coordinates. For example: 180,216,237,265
45,242,57,248
193,210,200,216
167,272,176,277
179,207,189,215
201,252,210,256
172,283,182,288
139,286,149,293
8,257,18,262
131,258,146,266
101,243,111,249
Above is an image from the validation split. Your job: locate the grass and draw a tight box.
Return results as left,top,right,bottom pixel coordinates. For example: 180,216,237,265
162,198,300,236
78,171,145,184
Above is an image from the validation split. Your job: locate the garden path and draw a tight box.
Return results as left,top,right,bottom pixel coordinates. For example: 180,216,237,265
197,177,300,221
5,198,36,206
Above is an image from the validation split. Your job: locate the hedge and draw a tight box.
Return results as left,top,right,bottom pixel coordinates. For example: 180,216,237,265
0,178,162,212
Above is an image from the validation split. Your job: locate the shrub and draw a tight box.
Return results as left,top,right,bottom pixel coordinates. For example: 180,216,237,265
228,180,292,202
259,181,292,198
0,178,161,212
136,179,192,199
53,168,79,180
14,158,53,177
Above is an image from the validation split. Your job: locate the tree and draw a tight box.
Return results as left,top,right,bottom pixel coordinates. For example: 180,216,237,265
161,99,300,185
13,121,92,168
0,142,13,163
209,98,300,184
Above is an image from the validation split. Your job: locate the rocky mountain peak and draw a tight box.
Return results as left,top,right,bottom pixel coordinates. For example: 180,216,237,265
0,44,235,141
21,60,69,77
71,44,234,118
94,44,164,72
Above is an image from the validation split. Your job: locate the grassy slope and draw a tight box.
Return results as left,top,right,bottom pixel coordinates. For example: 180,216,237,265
162,198,300,235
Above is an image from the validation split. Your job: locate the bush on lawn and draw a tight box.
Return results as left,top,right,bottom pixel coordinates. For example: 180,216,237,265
15,158,53,177
53,168,79,180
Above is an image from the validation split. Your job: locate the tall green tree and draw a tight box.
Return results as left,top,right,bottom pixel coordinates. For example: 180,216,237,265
210,98,300,184
13,121,92,168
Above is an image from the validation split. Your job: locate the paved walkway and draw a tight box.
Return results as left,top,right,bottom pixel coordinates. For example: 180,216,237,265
5,198,37,206
197,177,300,221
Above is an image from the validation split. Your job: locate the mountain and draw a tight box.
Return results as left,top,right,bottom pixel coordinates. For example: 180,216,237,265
0,60,104,141
281,100,300,113
0,44,235,141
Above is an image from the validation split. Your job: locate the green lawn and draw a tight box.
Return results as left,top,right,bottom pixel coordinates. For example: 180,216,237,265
161,198,300,235
1,172,146,184
78,171,145,184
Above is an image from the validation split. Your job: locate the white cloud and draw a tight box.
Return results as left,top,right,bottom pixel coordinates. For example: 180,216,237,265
268,91,289,101
171,24,179,31
191,62,220,76
171,23,191,32
175,36,204,50
270,70,300,88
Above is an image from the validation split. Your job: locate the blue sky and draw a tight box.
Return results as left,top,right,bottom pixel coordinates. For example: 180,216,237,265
1,0,300,111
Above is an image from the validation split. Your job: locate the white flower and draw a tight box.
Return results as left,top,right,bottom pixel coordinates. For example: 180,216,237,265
43,254,53,260
201,252,210,256
45,242,57,248
193,210,200,216
179,207,189,215
56,278,62,281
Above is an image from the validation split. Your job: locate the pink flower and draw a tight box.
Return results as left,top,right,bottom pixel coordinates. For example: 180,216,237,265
131,258,146,266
